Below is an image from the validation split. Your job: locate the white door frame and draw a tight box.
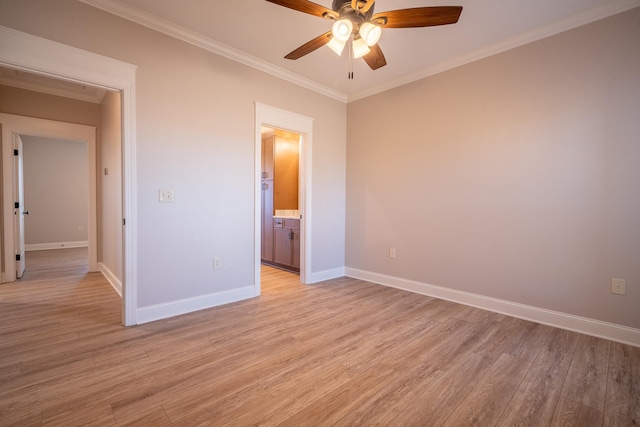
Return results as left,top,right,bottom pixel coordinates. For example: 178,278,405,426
254,102,313,293
1,114,98,278
14,134,25,279
0,25,138,326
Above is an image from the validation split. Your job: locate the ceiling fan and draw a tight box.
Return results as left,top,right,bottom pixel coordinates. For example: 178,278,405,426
265,0,463,75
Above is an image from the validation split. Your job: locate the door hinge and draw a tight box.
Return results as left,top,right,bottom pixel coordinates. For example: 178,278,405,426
123,218,126,226
14,202,19,209
13,149,19,156
16,254,21,261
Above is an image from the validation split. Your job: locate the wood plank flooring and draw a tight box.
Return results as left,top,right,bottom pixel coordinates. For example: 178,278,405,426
0,248,638,426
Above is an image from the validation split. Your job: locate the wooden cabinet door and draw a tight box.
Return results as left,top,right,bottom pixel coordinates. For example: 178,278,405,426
291,229,300,269
273,227,292,266
262,136,274,179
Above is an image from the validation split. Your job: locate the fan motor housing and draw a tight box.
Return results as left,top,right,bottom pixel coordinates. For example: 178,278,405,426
332,0,375,20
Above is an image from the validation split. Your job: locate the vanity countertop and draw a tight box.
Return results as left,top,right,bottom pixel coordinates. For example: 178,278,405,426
273,210,299,220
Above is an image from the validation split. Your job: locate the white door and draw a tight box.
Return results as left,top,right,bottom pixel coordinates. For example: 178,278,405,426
14,134,26,278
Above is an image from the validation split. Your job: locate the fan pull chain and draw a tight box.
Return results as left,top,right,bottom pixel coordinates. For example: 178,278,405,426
348,35,354,79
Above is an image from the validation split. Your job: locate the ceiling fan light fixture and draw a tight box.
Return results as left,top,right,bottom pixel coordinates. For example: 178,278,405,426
352,37,371,58
327,37,346,56
268,0,463,76
359,22,381,46
332,18,353,42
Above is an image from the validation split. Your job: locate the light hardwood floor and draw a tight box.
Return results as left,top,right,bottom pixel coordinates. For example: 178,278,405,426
0,248,638,426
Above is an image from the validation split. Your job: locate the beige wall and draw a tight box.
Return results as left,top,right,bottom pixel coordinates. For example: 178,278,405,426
22,135,88,245
0,85,101,127
100,91,122,281
347,8,640,329
0,0,347,307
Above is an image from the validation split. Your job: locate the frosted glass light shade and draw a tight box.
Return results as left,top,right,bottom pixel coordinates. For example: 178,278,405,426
352,37,371,58
332,19,353,42
327,38,346,56
359,22,381,46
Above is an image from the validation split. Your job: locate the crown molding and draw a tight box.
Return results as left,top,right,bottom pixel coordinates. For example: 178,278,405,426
78,0,348,103
79,0,639,104
348,0,640,102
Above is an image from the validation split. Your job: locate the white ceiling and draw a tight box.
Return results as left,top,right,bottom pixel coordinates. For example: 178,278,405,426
32,0,640,102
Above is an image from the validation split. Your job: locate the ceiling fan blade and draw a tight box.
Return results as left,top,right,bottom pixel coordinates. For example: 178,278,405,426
363,44,386,70
373,6,463,28
265,0,334,18
285,31,333,60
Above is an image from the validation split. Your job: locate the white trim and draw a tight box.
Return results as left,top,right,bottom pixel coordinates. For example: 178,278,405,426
1,114,98,278
0,25,138,326
136,286,255,325
309,267,345,284
99,261,122,297
0,26,135,91
349,0,640,102
120,66,138,327
254,103,314,294
78,0,347,103
345,267,640,348
0,72,107,104
26,241,89,251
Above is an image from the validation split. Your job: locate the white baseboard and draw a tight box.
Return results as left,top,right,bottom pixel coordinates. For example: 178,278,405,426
98,262,122,297
136,286,256,325
345,267,640,348
309,267,345,284
25,241,88,251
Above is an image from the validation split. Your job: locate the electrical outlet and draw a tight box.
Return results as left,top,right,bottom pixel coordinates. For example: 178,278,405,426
213,257,221,270
158,189,174,203
611,278,625,295
389,248,396,259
